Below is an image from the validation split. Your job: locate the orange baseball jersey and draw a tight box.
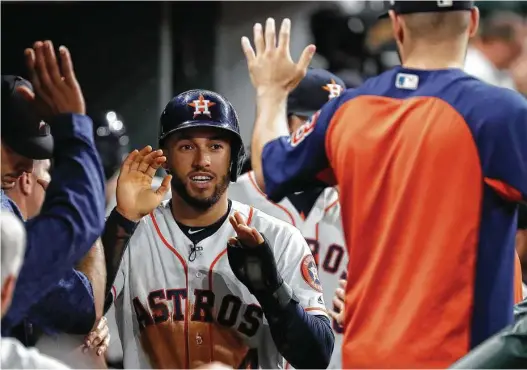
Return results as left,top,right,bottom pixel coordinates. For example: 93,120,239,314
260,66,527,368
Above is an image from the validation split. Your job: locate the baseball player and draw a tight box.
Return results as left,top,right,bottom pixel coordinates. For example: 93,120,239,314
242,2,527,368
228,68,347,369
105,90,334,369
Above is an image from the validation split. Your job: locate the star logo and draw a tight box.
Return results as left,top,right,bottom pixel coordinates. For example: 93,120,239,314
188,94,216,118
300,254,323,292
322,79,343,99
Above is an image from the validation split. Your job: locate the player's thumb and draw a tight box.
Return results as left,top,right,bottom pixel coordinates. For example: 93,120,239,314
156,174,172,196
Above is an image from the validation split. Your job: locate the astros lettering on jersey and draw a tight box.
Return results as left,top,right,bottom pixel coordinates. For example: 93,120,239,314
110,200,327,369
229,171,347,369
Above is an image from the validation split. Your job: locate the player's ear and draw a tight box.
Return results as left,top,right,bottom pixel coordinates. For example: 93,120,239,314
389,10,404,45
20,172,32,196
468,7,480,38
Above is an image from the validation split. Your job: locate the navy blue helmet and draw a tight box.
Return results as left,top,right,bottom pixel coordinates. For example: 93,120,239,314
159,89,246,182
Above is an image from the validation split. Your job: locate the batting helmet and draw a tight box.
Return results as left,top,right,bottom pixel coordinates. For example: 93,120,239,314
93,111,130,181
159,89,246,182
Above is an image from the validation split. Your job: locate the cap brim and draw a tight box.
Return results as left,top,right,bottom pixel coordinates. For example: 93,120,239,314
7,134,54,160
288,110,318,118
159,121,242,145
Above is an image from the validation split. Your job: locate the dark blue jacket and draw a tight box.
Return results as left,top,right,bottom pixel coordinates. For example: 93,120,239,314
1,113,106,336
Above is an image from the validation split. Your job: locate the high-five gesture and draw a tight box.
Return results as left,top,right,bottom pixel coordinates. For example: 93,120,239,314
16,40,85,118
116,146,172,222
241,18,316,94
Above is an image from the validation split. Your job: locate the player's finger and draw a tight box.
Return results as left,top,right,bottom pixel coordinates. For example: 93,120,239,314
233,211,247,227
131,146,152,171
155,174,172,196
338,279,346,289
84,316,106,346
253,23,264,56
333,296,344,311
264,17,276,52
34,41,54,94
250,228,265,245
15,85,35,101
335,287,345,301
24,48,42,93
146,154,166,178
297,44,316,72
121,150,139,173
328,310,339,321
43,40,63,85
90,324,109,348
278,18,291,54
138,149,162,173
58,45,77,88
229,215,247,235
235,225,258,246
97,335,110,356
241,37,256,64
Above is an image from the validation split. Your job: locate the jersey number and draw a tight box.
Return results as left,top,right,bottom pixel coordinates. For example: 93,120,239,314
305,239,345,274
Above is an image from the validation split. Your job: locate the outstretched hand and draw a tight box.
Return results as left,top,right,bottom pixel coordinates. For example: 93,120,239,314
116,146,172,222
16,40,85,118
241,18,316,94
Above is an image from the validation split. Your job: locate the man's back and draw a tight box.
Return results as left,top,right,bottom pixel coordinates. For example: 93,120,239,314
325,67,527,367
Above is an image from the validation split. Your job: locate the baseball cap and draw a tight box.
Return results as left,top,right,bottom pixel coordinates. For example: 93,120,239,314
379,1,475,19
1,75,54,159
287,68,346,117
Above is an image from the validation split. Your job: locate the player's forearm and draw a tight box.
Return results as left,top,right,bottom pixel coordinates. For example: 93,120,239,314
102,208,138,310
76,239,106,320
251,89,290,191
266,301,334,369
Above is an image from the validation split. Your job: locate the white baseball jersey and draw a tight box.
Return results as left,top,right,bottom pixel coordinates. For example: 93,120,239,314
1,337,70,369
110,199,327,369
228,171,348,369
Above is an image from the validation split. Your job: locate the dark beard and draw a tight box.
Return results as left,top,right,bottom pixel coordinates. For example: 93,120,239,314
171,171,230,211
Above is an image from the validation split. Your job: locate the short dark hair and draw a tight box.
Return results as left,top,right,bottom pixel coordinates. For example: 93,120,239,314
402,10,471,42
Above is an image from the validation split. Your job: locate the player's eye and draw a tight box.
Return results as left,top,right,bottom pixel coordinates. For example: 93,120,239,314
210,143,223,151
179,144,194,151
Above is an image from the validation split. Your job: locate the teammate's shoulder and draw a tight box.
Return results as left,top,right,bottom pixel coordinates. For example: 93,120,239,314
450,76,527,124
228,171,252,192
322,187,341,219
231,200,301,239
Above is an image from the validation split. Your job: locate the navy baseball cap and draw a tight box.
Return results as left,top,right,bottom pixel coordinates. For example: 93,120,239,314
287,68,346,117
380,1,475,19
1,75,54,159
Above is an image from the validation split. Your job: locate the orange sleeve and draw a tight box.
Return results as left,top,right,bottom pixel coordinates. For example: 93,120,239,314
514,252,523,304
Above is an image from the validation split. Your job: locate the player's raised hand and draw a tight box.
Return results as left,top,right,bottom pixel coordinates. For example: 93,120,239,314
329,279,346,326
16,40,85,118
116,146,172,222
228,211,264,247
227,211,284,296
241,18,316,94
